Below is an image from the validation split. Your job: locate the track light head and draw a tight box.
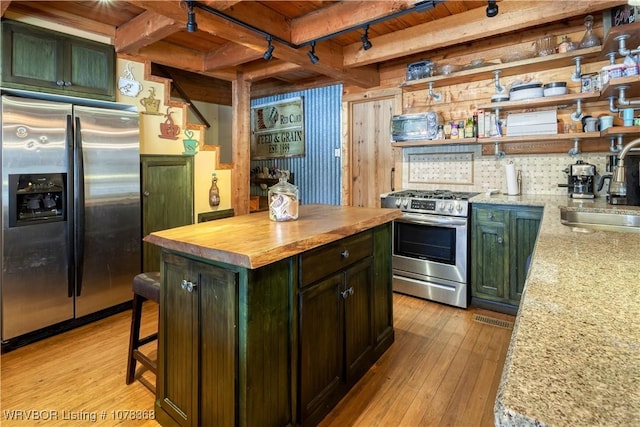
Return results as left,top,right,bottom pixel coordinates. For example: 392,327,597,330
263,35,274,60
360,25,372,51
307,41,319,64
186,1,198,32
486,0,498,18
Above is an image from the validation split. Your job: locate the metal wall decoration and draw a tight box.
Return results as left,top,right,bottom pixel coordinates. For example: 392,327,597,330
251,97,305,159
140,87,162,115
158,107,180,140
117,62,143,97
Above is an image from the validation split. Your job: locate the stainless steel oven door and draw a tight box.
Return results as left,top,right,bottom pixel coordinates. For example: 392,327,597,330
391,213,469,307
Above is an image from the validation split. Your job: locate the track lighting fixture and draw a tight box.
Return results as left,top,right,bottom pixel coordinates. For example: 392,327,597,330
263,35,274,60
486,0,498,18
186,0,198,32
307,41,319,64
360,25,372,51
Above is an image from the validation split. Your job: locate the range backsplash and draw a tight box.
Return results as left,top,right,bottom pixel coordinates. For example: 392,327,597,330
401,144,609,197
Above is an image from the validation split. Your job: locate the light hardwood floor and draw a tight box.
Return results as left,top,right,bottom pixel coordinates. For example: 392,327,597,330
0,294,514,426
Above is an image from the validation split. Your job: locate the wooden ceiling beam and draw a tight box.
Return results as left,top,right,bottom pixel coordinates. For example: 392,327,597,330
3,1,115,38
242,60,306,82
203,42,263,70
1,1,11,16
213,1,292,43
343,0,627,67
125,40,237,81
290,0,416,45
115,10,183,53
135,1,379,88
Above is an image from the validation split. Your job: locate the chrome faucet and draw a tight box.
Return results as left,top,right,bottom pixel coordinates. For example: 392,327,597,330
609,137,640,205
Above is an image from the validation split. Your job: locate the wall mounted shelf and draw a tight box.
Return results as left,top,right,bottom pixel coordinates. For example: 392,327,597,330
600,75,640,99
476,92,601,111
400,46,603,92
391,137,476,147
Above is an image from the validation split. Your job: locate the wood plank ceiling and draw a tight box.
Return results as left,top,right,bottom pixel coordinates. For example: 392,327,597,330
1,0,627,104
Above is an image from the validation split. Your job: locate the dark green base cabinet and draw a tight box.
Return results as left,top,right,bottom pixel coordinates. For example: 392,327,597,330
155,224,394,427
471,204,542,315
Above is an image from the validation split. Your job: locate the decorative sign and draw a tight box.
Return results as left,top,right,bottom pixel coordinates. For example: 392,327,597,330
117,62,143,97
251,97,305,159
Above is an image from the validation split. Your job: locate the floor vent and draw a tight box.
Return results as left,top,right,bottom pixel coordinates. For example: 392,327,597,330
472,314,514,329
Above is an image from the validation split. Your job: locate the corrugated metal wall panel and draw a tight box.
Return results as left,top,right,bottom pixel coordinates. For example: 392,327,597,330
250,85,342,206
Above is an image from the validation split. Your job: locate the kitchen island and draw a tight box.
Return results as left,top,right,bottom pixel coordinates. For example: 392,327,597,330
144,204,401,427
476,194,640,426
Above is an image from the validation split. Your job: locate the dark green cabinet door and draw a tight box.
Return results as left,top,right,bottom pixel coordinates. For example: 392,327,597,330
372,223,394,357
197,261,238,427
509,208,542,305
2,20,115,100
66,38,115,98
2,21,63,90
157,252,238,427
344,257,374,383
141,156,194,272
299,272,344,425
157,253,198,427
471,208,508,302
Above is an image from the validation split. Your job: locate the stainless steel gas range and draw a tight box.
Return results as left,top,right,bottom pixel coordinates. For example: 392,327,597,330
380,189,478,308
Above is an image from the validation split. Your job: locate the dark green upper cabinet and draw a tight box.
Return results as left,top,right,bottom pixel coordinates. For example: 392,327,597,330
1,19,115,101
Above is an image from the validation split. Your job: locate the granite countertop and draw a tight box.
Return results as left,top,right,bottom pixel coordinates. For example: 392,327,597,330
144,204,401,269
477,194,640,426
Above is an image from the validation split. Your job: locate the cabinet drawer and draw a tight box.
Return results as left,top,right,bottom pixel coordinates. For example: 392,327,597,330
300,231,373,287
474,208,507,223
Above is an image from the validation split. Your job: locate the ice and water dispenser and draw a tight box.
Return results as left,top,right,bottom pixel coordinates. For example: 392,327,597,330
9,173,67,227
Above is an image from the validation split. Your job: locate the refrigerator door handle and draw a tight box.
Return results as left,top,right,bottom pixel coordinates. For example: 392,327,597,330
67,114,75,298
74,116,85,297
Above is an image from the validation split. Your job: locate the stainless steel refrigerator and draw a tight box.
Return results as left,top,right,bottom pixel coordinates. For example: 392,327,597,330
1,93,140,343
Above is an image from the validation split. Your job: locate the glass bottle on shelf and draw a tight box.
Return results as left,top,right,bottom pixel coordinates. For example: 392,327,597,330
579,15,600,49
268,171,298,222
208,173,220,207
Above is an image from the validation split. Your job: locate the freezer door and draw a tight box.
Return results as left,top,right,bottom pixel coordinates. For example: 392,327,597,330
73,105,140,317
1,95,74,340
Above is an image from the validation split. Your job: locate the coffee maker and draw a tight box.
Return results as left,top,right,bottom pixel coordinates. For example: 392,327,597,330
564,160,596,199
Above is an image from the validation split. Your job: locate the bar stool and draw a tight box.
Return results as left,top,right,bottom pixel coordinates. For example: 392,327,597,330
126,271,160,386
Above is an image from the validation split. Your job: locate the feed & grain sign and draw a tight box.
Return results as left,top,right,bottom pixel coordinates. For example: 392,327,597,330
251,97,305,159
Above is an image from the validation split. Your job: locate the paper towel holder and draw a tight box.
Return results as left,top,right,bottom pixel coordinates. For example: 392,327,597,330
506,161,522,196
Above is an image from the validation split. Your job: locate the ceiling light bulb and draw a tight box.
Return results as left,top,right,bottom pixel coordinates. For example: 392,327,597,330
307,42,319,64
361,25,372,51
186,1,198,32
486,0,498,18
263,35,274,60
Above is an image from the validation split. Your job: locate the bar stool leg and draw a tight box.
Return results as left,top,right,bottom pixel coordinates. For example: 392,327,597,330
126,293,144,385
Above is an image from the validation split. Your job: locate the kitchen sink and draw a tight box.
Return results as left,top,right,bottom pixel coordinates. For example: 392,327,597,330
560,208,640,233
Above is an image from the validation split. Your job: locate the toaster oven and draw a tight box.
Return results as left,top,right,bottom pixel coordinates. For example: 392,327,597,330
391,112,439,142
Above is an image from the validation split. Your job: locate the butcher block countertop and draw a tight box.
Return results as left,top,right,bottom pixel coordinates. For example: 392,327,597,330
472,194,640,426
144,204,401,269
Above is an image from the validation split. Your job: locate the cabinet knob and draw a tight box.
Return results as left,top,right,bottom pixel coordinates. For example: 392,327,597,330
497,236,503,244
488,212,493,219
64,81,72,87
341,249,350,258
56,80,65,87
143,191,150,197
181,279,197,292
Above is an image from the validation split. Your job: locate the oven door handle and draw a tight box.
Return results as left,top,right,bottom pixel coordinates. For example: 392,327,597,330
395,215,467,227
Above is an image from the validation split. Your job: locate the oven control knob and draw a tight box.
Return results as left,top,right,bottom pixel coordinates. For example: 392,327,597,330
437,202,445,212
402,198,409,208
455,203,463,213
395,199,401,208
447,203,454,212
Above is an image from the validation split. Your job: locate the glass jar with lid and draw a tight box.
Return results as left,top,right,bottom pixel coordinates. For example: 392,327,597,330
268,171,299,222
